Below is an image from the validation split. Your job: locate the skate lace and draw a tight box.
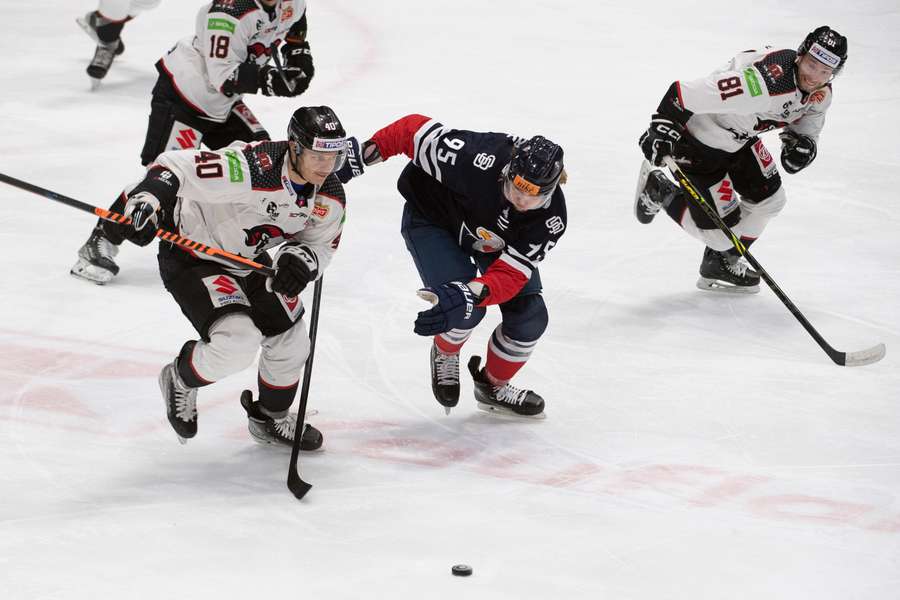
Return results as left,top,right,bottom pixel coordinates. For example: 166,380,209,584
88,234,119,260
434,352,459,385
639,191,662,215
273,414,297,440
171,377,197,422
725,257,750,277
494,383,529,406
91,43,117,68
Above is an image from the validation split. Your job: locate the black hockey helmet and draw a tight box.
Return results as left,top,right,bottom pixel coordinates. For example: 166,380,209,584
503,135,564,206
287,105,348,172
797,26,848,75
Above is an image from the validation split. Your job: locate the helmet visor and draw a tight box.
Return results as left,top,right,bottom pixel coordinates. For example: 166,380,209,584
298,136,348,174
502,173,556,210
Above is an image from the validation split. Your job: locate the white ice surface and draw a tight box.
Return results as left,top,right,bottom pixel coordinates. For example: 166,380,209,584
1,1,899,598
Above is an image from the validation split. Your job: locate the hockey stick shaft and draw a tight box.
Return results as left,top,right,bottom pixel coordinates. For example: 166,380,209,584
286,275,323,499
0,171,276,277
270,44,297,94
662,157,884,367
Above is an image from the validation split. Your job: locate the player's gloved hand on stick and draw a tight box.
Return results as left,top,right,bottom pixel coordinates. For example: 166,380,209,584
779,131,817,174
281,42,314,94
122,191,160,247
414,281,480,336
258,65,307,97
639,116,685,167
269,245,318,297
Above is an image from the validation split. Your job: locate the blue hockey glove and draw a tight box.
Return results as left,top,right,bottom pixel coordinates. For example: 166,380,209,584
414,282,480,336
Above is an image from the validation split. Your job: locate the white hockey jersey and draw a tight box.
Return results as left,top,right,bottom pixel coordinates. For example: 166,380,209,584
673,48,833,153
158,0,306,121
149,140,345,277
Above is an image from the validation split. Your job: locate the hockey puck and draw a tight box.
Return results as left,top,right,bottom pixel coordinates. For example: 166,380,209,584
451,564,473,577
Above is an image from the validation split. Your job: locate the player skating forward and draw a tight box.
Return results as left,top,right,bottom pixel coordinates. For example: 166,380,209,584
337,116,567,419
115,106,347,448
72,0,315,284
77,0,162,87
635,26,847,293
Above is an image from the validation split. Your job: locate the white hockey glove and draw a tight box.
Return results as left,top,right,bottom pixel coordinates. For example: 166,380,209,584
122,191,160,247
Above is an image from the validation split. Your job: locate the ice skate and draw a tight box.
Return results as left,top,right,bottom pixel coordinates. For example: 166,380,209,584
430,344,460,414
87,40,121,89
70,228,120,284
159,360,198,444
467,356,545,419
634,159,678,224
240,391,323,451
696,247,760,293
76,11,125,55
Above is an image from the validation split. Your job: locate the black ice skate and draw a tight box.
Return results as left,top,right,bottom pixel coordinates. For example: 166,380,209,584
86,41,120,87
697,247,760,294
634,159,678,224
430,344,460,414
240,391,323,451
158,360,198,444
467,356,545,419
70,228,120,284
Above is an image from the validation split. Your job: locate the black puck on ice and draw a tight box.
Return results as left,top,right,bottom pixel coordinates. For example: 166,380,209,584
451,564,473,577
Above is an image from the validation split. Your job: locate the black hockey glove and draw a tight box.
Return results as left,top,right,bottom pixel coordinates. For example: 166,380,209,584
122,191,159,247
258,64,308,97
639,116,685,167
269,245,318,297
779,131,817,174
281,41,314,94
335,138,384,184
413,282,481,336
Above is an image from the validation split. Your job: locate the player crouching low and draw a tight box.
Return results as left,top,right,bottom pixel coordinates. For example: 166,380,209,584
115,106,348,448
336,115,568,419
634,26,847,293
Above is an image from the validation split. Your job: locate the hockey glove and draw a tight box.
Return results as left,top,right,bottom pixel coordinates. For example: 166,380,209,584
779,131,817,174
639,116,685,167
258,65,308,97
413,282,480,336
269,244,318,297
122,191,160,247
281,41,314,94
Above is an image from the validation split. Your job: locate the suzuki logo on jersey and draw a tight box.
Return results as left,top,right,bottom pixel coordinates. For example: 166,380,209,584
175,128,199,149
202,274,250,308
244,224,285,253
473,153,495,171
213,275,238,295
717,180,734,203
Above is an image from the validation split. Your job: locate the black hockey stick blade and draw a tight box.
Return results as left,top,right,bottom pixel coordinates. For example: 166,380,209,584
287,462,312,499
836,342,886,367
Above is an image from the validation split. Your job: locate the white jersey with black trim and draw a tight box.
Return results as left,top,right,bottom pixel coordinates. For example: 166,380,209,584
159,0,306,121
151,140,344,276
676,48,833,153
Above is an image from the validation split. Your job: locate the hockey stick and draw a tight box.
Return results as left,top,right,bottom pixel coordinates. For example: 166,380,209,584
286,276,323,500
270,43,297,95
662,156,885,367
0,172,276,277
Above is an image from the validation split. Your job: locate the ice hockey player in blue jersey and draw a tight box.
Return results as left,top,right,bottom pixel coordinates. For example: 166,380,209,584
337,114,568,419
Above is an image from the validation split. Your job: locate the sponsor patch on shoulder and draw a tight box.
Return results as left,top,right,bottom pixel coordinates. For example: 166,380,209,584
312,203,330,218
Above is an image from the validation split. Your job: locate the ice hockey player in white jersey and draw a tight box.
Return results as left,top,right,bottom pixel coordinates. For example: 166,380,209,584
72,0,315,284
635,26,848,293
77,0,162,87
115,106,348,448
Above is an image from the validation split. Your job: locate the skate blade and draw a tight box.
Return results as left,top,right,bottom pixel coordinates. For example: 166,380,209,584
633,160,655,224
476,402,546,420
70,261,114,285
696,277,759,294
176,435,187,445
89,77,103,91
444,407,451,415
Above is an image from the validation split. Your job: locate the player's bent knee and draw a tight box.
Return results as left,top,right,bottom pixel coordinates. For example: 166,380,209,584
208,313,263,370
743,187,787,218
500,294,548,341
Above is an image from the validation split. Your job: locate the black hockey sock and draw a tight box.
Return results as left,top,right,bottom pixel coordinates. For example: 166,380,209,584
98,193,129,245
95,15,126,44
664,189,687,223
176,341,213,389
258,374,299,416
